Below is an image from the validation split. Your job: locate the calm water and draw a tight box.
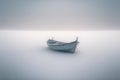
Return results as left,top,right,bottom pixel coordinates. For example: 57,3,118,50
0,31,120,80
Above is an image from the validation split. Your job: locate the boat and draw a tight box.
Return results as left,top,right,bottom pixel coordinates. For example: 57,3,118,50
47,37,79,53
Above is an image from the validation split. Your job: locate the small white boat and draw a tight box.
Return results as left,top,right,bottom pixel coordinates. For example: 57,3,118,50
47,37,79,53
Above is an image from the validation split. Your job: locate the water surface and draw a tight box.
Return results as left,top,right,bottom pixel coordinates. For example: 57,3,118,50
0,31,120,80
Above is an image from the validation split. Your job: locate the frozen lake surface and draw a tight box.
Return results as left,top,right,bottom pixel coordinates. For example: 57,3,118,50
0,31,120,80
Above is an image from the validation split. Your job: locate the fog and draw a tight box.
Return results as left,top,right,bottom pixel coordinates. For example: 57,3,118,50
0,30,120,80
0,1,120,79
0,0,120,30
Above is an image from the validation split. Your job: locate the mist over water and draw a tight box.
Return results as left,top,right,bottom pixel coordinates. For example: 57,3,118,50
0,30,120,80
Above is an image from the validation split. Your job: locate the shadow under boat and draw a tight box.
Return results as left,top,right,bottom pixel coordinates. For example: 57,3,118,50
47,37,79,53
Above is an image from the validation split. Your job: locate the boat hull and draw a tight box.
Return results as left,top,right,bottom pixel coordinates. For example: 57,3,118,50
47,41,79,53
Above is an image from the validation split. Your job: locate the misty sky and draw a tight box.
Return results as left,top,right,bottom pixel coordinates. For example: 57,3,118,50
0,0,120,30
